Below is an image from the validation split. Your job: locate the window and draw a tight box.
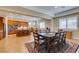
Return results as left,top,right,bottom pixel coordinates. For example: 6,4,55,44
59,18,66,29
40,22,45,29
67,16,77,29
29,21,36,26
32,22,36,26
29,22,32,26
59,16,77,30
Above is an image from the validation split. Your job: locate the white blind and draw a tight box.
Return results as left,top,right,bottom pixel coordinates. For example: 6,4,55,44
59,17,66,29
67,16,77,29
59,16,77,30
40,22,45,29
29,21,36,26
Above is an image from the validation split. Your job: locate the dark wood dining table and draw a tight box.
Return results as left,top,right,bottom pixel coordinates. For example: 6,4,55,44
38,32,56,52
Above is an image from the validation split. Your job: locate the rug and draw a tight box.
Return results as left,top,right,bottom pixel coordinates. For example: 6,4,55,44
25,41,79,53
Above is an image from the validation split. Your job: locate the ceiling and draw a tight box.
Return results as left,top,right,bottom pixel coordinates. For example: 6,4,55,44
22,6,79,16
0,6,78,20
0,6,52,19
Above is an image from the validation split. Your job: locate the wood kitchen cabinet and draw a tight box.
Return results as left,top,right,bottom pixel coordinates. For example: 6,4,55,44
0,17,4,40
66,31,72,39
16,30,31,37
8,19,28,34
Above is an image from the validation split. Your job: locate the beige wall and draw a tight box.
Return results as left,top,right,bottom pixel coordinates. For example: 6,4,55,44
45,20,52,28
52,18,59,32
43,18,59,32
37,19,52,29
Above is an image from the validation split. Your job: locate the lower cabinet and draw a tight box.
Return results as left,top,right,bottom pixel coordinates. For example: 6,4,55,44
66,31,72,39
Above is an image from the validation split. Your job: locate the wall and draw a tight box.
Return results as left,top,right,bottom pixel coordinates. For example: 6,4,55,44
41,19,52,30
45,20,52,29
51,18,59,32
33,19,52,29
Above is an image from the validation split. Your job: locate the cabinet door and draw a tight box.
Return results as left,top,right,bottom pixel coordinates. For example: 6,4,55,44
0,17,4,39
66,32,72,39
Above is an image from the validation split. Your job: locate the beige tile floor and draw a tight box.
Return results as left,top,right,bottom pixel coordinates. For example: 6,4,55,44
0,33,79,53
0,33,34,53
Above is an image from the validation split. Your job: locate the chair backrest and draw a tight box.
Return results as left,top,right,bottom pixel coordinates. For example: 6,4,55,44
60,31,66,38
63,31,66,39
59,32,64,39
33,32,46,52
33,32,40,52
58,29,63,32
59,31,66,44
33,32,39,44
54,33,60,42
63,31,67,43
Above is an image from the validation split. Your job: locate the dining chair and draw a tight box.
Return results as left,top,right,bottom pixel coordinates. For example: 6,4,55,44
59,32,64,47
63,31,66,44
33,32,46,53
49,33,60,52
59,31,67,48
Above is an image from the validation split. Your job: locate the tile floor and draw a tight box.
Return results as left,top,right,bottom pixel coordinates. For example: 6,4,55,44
0,33,79,53
0,33,34,53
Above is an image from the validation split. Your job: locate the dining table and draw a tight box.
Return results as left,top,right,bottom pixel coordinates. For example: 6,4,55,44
38,32,57,52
